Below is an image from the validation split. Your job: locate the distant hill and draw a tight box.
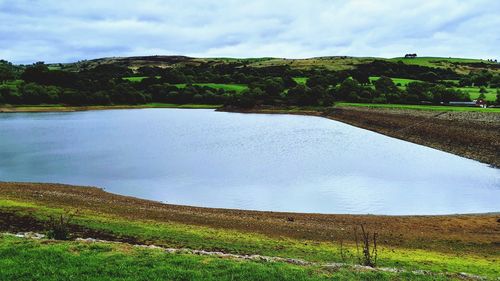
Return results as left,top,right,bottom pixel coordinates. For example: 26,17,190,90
47,55,499,74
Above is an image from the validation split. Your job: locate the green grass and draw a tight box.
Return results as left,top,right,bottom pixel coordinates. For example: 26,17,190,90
387,57,491,68
122,76,160,82
0,79,23,90
0,103,220,112
175,83,248,93
453,87,497,101
0,235,449,281
0,199,498,279
293,77,308,85
369,76,420,87
337,102,500,112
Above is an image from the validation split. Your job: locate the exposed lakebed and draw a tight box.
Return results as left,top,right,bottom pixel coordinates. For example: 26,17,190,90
0,109,498,215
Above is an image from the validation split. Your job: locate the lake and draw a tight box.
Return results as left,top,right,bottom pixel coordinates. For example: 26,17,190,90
0,109,498,215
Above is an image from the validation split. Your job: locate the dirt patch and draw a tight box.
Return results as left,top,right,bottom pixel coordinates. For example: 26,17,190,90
0,210,139,244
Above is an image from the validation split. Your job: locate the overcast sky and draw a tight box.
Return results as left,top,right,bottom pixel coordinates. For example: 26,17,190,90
0,0,499,64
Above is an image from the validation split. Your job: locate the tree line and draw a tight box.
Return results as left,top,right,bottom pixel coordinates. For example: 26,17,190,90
0,59,499,107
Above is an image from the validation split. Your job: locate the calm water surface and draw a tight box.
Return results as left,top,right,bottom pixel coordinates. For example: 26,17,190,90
0,109,498,215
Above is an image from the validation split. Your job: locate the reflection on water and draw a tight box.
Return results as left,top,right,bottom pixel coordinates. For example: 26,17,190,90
0,109,498,215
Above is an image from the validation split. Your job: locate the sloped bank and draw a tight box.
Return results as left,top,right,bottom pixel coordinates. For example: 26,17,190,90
220,105,500,167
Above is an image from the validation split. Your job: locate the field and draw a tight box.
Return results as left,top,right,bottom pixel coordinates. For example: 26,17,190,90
369,76,420,87
0,182,498,280
293,77,308,85
387,57,492,67
0,79,23,91
453,86,497,101
175,83,248,92
122,76,153,82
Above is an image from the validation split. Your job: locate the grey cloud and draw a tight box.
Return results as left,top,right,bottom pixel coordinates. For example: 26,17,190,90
0,0,498,64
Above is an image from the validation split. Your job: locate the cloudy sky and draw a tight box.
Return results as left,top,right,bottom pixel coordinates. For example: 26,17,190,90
0,0,498,64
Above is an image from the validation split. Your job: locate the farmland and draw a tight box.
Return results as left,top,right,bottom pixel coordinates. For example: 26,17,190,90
174,83,248,93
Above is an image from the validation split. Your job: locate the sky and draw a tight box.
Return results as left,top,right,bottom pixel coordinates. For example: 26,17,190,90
0,0,499,64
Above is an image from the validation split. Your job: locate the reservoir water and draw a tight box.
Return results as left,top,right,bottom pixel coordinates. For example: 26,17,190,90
0,109,498,215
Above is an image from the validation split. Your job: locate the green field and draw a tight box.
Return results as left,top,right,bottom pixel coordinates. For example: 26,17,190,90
122,76,160,82
293,77,308,85
122,77,249,93
453,87,497,101
0,79,23,90
387,57,491,68
369,76,420,87
337,102,500,112
175,83,248,93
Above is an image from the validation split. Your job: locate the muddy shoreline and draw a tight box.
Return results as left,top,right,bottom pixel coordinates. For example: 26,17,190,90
220,105,500,167
1,182,499,256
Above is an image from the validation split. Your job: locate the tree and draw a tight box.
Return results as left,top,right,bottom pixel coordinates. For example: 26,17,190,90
336,78,364,101
0,61,16,82
374,76,399,95
351,71,370,85
490,75,500,88
420,71,438,82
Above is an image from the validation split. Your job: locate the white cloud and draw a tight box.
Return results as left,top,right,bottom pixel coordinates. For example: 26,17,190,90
0,0,498,63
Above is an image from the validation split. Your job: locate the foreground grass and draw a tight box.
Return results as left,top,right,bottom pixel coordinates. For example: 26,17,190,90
336,102,500,112
0,235,452,281
0,198,498,279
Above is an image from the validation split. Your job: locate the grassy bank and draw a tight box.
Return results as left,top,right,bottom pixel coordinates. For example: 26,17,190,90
0,183,498,279
0,103,220,112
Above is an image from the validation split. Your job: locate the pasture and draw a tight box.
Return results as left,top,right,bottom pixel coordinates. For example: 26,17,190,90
175,83,248,93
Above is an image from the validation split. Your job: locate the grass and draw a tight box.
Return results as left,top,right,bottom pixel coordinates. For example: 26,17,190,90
337,102,500,112
122,76,160,82
0,103,220,112
0,235,448,281
0,197,498,279
293,77,308,85
387,57,491,67
121,77,249,93
175,83,248,93
453,87,497,101
369,76,420,87
0,79,23,91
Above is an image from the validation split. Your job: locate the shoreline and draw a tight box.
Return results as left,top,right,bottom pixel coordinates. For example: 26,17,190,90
1,182,498,257
0,103,219,112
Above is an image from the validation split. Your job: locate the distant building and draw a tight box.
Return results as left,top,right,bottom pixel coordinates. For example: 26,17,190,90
404,53,417,58
448,99,487,108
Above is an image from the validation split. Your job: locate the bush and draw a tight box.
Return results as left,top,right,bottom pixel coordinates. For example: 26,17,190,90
46,213,75,240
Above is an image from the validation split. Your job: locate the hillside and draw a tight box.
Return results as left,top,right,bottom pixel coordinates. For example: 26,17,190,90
47,55,500,74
